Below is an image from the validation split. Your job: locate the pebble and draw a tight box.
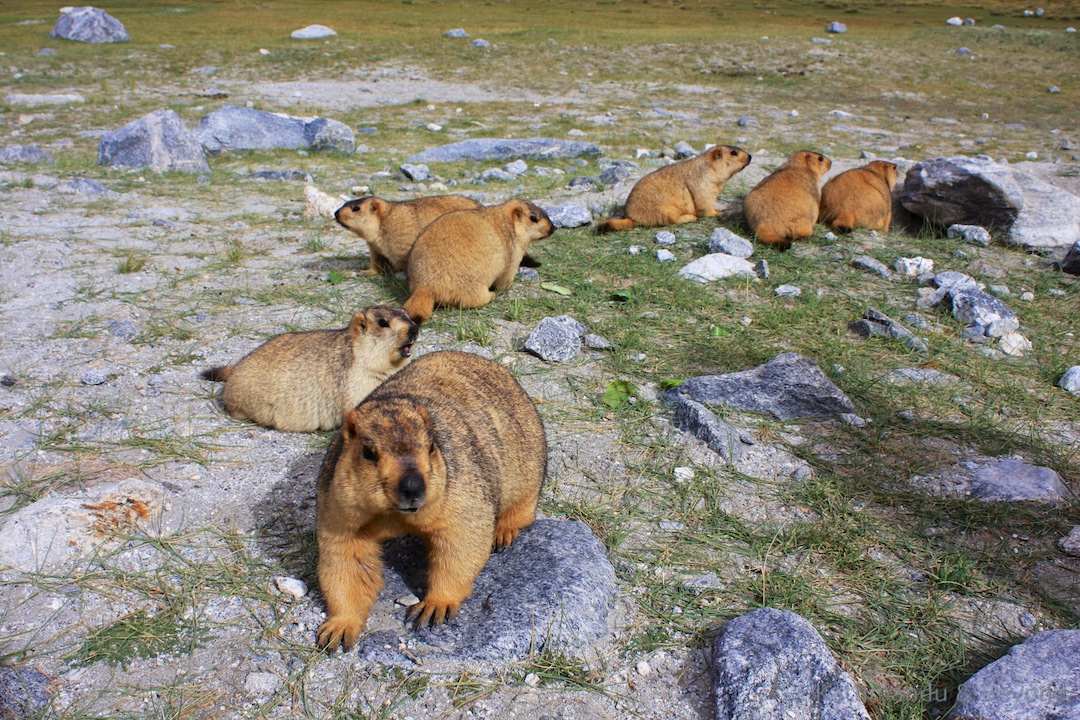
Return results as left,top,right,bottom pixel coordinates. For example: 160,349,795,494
957,47,972,56
395,593,421,607
636,660,652,677
81,369,108,386
1049,86,1061,94
470,39,491,49
654,231,676,245
1025,151,1038,159
1019,612,1037,628
628,245,643,256
524,673,540,687
656,249,675,263
673,466,694,482
775,285,801,297
1020,292,1035,302
824,231,838,241
273,576,307,599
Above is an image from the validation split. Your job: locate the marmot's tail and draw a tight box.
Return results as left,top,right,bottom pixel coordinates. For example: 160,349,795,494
519,253,542,268
596,217,636,234
403,288,435,326
201,365,232,382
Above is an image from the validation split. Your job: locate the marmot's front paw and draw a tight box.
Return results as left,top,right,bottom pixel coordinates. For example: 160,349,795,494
317,617,363,651
407,598,460,628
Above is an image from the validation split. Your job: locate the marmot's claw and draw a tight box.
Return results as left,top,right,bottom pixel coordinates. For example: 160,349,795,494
317,618,361,651
408,600,459,628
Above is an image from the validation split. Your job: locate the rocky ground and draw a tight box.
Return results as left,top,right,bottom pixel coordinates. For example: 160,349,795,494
1,6,1079,720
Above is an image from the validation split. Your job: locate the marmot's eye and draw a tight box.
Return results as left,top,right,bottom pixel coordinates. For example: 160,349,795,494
730,149,738,156
378,318,389,328
362,446,377,462
529,214,539,222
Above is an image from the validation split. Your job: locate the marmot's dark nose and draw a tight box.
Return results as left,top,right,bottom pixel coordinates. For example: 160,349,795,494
397,471,426,511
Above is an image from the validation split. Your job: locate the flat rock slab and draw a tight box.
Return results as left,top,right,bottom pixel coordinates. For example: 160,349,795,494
0,478,167,573
291,25,336,39
50,6,131,43
0,146,54,165
970,458,1067,503
664,352,857,421
708,228,754,258
0,666,52,719
3,93,86,107
196,105,355,154
950,630,1080,720
678,253,757,282
378,519,615,664
712,607,870,720
540,204,591,228
899,155,1080,250
98,108,210,174
406,138,601,164
666,395,755,463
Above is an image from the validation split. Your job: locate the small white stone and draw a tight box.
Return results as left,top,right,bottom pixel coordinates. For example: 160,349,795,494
636,660,652,676
1026,151,1038,159
1020,292,1035,302
998,332,1032,357
628,245,643,256
673,466,694,482
789,109,799,117
524,672,540,687
426,123,443,132
395,593,421,607
656,249,676,263
740,316,753,326
259,48,270,56
273,576,307,599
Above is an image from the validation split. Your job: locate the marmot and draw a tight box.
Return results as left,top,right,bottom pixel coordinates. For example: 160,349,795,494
334,195,540,274
201,306,419,432
742,150,832,250
596,145,751,233
315,350,546,651
817,160,899,233
402,199,554,325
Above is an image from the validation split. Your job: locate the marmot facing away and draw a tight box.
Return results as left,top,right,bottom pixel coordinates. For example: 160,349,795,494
817,160,899,233
315,350,546,651
403,199,554,325
742,150,832,250
596,145,752,233
201,306,419,432
334,195,483,275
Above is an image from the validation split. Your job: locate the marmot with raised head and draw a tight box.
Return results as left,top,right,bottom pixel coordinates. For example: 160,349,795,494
402,199,554,325
596,145,752,233
817,160,899,233
334,195,540,274
201,306,418,432
742,150,832,250
315,350,546,651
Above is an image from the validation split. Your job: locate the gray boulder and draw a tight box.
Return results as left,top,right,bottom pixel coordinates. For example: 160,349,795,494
1059,366,1080,396
406,138,601,164
444,28,469,38
970,458,1068,503
540,204,591,228
98,109,210,174
950,630,1079,720
712,608,871,720
60,178,119,197
664,353,857,421
1060,240,1080,275
399,163,430,182
383,519,615,663
524,316,587,363
49,6,130,43
848,308,928,353
0,145,54,165
3,92,85,106
709,228,754,258
0,666,52,720
195,105,355,154
950,289,1019,337
851,255,893,279
825,21,848,33
899,155,1080,250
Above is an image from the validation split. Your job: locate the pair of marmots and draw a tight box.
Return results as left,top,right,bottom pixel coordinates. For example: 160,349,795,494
743,152,898,250
335,195,554,325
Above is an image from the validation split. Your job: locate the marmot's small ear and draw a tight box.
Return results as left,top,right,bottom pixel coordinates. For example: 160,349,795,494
370,198,387,216
342,410,361,442
351,311,367,337
416,405,431,428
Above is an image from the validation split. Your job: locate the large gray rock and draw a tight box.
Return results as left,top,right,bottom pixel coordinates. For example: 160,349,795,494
899,156,1080,250
524,316,587,363
382,519,615,663
540,204,592,228
950,630,1080,720
712,608,871,720
0,666,52,720
664,353,857,421
195,105,355,154
709,228,754,258
49,6,130,43
1060,366,1080,396
970,458,1068,503
0,145,54,165
98,109,210,173
949,289,1019,337
3,93,85,107
406,137,601,164
0,479,167,572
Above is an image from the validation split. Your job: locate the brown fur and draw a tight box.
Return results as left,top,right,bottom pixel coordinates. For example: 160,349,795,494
403,200,554,325
596,145,751,233
742,150,833,250
817,161,899,233
315,350,546,650
201,306,419,432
